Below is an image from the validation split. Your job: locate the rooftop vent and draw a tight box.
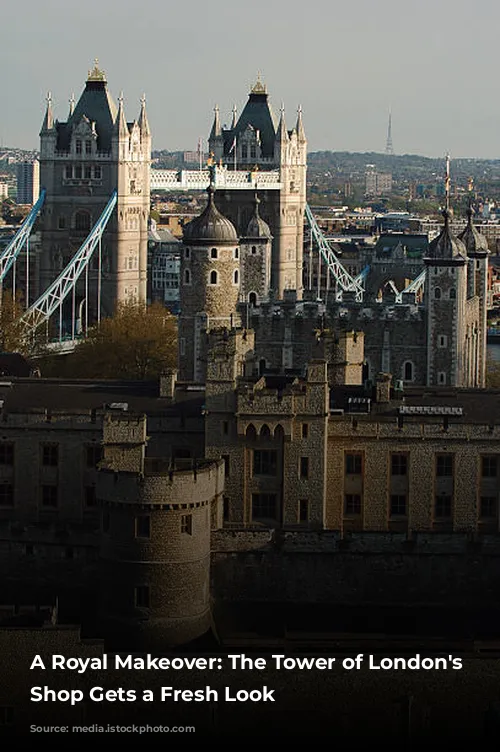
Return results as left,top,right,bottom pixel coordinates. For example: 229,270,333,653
399,405,463,416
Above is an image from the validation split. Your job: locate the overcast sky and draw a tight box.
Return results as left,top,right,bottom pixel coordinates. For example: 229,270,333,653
1,0,498,158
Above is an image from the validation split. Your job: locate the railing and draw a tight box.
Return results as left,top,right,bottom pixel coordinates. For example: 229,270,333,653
150,167,282,192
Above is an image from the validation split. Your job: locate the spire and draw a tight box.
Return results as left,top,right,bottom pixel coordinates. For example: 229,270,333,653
385,110,394,155
209,105,222,140
114,92,128,137
230,104,237,129
445,152,451,213
40,91,54,133
276,103,288,143
296,105,306,142
138,93,150,137
458,185,489,256
68,93,75,117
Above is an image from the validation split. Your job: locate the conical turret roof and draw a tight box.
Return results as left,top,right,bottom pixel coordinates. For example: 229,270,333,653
458,204,489,256
427,210,467,262
245,193,272,238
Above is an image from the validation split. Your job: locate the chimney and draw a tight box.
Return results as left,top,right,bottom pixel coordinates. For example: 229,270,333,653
159,369,177,400
375,372,392,403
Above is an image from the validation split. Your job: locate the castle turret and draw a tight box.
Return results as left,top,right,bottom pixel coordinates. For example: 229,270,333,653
179,173,241,382
208,105,224,162
424,210,468,386
98,412,224,650
239,193,272,305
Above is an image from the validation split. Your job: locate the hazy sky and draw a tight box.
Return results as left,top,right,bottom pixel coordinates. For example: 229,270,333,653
1,0,498,158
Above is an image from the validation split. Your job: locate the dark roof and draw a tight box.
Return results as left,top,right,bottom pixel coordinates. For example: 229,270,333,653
245,194,272,239
56,79,118,153
223,89,278,159
458,208,489,256
0,379,204,418
183,186,238,244
375,233,429,256
426,211,467,262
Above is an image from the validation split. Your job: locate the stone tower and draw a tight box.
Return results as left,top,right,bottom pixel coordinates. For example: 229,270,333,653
458,205,490,387
239,193,273,306
97,412,224,650
207,77,307,300
38,60,150,319
179,175,241,382
424,211,468,386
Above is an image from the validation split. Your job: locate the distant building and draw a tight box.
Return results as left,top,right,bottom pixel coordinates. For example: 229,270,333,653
16,160,40,205
0,182,8,199
147,220,181,312
365,169,392,196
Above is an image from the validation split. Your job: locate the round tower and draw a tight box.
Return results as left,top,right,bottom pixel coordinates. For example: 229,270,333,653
97,413,224,650
179,175,241,382
240,192,273,306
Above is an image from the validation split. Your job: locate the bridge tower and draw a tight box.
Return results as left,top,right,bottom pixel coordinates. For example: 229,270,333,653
38,60,150,320
207,76,307,301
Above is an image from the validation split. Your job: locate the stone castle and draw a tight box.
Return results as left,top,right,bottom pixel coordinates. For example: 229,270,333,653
0,66,497,656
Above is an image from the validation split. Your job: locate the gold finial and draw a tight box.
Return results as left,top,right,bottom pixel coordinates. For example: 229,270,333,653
87,58,106,82
140,93,146,107
251,72,267,94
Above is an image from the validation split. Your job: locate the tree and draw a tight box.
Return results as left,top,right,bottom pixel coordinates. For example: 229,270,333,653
0,290,47,358
62,301,177,379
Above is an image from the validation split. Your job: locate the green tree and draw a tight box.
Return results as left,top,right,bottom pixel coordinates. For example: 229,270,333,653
63,301,177,379
0,290,47,358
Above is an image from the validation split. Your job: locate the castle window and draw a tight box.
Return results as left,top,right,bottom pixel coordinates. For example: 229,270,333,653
209,270,218,285
299,499,309,523
345,453,362,475
86,444,103,468
390,494,407,517
252,492,277,521
253,449,277,476
434,494,452,519
75,211,91,232
449,288,456,299
302,423,309,439
434,287,441,299
210,248,218,259
438,371,446,385
0,484,14,507
480,496,497,519
94,166,102,180
0,443,14,465
234,248,239,259
481,456,498,478
75,165,82,179
58,216,66,229
135,515,150,539
246,424,257,440
233,270,239,285
84,486,97,508
85,140,92,154
185,248,190,259
391,453,407,476
223,496,230,521
249,292,257,306
84,165,91,180
41,485,58,508
65,165,72,179
181,514,192,535
250,144,257,160
222,455,230,477
403,361,414,382
184,269,191,285
135,585,150,608
242,144,248,159
344,494,361,515
436,454,453,477
251,246,257,255
300,456,309,479
260,424,271,438
438,335,448,348
42,443,58,467
75,140,82,154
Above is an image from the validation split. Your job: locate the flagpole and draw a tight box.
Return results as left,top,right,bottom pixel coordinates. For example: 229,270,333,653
445,153,450,212
234,136,237,171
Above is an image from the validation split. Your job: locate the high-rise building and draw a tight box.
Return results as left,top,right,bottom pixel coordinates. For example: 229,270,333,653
16,159,40,204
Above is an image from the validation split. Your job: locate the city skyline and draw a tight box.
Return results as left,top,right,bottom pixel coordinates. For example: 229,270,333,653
1,0,500,158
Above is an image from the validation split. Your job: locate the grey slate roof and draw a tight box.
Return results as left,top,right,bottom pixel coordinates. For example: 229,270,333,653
223,90,278,159
183,186,238,244
56,80,118,153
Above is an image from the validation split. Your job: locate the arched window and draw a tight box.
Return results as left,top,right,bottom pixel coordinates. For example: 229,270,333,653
233,270,239,285
246,424,257,440
434,287,441,299
260,424,271,438
251,245,257,255
234,248,239,259
185,247,190,259
75,211,91,232
210,270,218,285
210,248,218,259
259,358,266,376
184,269,191,285
403,361,414,382
449,287,456,299
249,292,257,306
274,424,284,439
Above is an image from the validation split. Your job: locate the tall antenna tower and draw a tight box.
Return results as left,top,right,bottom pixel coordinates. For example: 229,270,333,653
385,110,394,155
